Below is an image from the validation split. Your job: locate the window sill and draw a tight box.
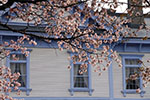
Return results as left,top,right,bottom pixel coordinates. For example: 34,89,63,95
121,90,145,97
68,88,94,96
12,87,32,96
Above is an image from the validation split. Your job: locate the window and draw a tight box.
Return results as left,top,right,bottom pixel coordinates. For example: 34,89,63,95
6,50,32,95
120,54,145,97
125,59,140,90
68,52,93,96
73,64,88,88
10,54,27,87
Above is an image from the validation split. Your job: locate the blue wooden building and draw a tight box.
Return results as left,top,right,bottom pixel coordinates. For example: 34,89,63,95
0,1,150,100
0,20,149,100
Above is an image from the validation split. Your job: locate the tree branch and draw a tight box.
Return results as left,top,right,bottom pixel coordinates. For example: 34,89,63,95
0,0,15,10
0,0,47,10
17,0,48,4
54,0,88,8
0,22,87,42
145,0,150,6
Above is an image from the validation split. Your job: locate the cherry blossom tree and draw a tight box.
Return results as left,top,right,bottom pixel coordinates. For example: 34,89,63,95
0,35,37,100
0,0,150,98
0,65,20,100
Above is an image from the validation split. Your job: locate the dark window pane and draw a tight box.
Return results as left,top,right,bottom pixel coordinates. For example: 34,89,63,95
126,79,140,89
125,59,139,65
10,63,26,87
10,54,26,60
126,67,140,90
74,64,88,88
